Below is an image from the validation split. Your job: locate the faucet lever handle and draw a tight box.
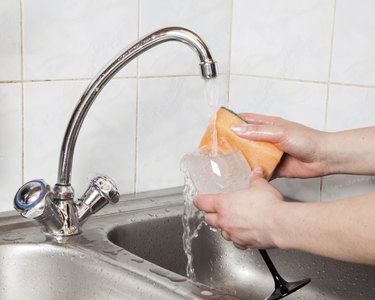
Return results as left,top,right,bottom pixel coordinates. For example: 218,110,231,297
77,175,119,224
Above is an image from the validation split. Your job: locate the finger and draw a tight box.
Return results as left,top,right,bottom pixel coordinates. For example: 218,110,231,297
238,113,281,125
193,194,220,213
251,166,266,182
231,124,284,143
204,213,219,228
233,242,247,250
221,230,231,241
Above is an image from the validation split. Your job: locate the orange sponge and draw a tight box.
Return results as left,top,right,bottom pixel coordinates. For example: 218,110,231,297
199,107,283,179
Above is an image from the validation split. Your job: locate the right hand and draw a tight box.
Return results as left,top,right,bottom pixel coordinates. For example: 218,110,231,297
231,113,328,179
194,166,285,250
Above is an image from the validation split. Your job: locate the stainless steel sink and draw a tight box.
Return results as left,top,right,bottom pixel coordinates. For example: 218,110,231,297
1,188,375,299
0,230,199,300
0,243,132,299
106,193,375,300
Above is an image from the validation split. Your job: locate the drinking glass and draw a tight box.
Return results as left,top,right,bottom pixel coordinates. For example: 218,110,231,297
181,150,310,300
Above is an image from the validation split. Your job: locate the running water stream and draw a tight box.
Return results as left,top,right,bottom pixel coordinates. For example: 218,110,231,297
180,78,252,281
205,78,220,157
180,78,220,280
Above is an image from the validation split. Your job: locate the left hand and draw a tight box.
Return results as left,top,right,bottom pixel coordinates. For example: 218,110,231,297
193,166,285,249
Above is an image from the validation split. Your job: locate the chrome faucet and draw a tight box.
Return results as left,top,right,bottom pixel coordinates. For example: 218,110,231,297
14,27,217,236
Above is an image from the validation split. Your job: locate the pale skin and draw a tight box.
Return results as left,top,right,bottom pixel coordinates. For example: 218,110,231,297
194,113,375,265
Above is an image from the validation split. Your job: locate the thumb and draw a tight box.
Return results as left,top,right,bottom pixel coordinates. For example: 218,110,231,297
250,166,265,183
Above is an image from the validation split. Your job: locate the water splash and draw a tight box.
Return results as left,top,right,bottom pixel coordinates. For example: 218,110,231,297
181,167,204,281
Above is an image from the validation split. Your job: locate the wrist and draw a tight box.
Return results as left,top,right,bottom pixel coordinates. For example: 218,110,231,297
322,131,357,175
267,200,293,249
317,131,338,176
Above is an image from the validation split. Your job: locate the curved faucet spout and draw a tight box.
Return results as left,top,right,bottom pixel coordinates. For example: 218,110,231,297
56,27,217,195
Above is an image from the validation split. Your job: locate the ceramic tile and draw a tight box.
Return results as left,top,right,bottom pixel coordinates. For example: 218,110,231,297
231,0,334,81
327,84,375,131
0,0,21,81
23,0,138,80
138,0,231,77
331,0,375,85
229,76,327,129
0,83,22,212
322,175,375,201
24,79,137,197
136,76,228,192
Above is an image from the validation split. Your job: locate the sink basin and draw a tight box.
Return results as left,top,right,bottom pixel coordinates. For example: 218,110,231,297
0,235,205,300
108,205,375,300
0,243,132,299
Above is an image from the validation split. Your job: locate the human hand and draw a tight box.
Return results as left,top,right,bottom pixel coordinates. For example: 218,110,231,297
193,166,284,250
231,113,328,178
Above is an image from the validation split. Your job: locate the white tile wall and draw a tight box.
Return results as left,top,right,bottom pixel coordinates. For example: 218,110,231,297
229,76,327,129
231,0,334,81
331,0,375,86
327,84,375,131
1,1,375,212
0,84,22,212
0,0,21,81
23,0,138,80
138,0,232,77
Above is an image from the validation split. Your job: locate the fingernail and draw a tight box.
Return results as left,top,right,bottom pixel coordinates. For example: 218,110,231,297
231,124,247,133
253,166,263,174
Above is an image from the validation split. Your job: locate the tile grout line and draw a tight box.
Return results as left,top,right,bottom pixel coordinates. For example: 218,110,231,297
329,81,375,89
232,73,328,86
20,0,25,184
3,72,375,90
325,0,338,130
134,0,141,193
0,74,226,84
320,0,337,202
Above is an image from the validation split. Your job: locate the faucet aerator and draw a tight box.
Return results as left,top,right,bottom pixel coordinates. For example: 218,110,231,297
200,60,217,79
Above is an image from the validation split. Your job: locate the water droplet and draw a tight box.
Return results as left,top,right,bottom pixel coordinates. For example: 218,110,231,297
200,290,213,296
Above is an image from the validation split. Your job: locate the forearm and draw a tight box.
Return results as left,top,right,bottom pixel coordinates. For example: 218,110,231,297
272,193,375,264
323,127,375,175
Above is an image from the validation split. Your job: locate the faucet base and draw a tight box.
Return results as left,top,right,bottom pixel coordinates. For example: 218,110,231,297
53,199,81,236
